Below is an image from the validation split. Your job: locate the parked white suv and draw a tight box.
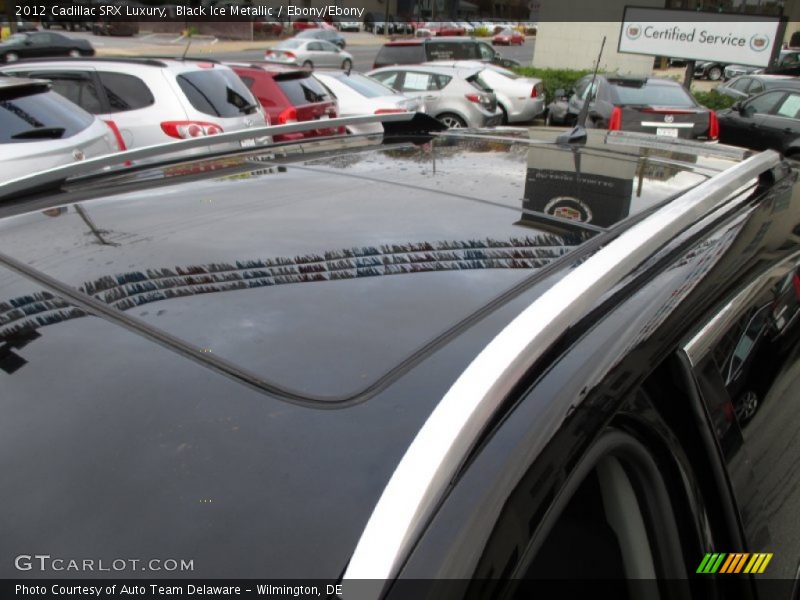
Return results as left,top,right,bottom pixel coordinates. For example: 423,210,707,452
0,77,119,183
0,57,267,150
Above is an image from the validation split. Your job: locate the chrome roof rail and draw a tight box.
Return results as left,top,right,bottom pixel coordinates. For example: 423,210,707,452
342,149,781,592
0,113,417,202
604,130,750,160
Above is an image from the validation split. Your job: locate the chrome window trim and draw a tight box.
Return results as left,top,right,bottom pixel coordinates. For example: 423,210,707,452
342,150,780,591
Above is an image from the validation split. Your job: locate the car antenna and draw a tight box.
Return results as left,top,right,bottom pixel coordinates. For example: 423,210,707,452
556,35,606,145
181,36,192,61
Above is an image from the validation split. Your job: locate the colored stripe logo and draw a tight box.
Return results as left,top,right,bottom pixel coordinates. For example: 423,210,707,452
697,553,773,574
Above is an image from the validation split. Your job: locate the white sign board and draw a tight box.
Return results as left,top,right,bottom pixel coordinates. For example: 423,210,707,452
619,7,784,67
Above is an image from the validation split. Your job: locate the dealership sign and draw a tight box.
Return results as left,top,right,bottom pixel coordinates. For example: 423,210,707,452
619,7,785,67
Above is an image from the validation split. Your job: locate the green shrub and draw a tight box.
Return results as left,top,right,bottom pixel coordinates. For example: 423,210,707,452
692,90,737,111
473,26,491,37
512,67,594,101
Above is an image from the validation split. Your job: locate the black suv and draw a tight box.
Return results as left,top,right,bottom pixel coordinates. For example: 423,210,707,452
373,37,520,69
1,116,800,597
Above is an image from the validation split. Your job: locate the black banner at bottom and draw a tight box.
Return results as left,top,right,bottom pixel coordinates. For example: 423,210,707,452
5,578,800,600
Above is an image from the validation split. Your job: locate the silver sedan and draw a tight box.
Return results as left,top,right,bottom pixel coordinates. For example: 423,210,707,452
265,39,354,71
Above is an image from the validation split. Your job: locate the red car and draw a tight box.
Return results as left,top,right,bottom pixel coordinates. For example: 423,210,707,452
492,28,525,45
227,63,343,142
253,18,284,37
292,18,321,31
423,22,466,36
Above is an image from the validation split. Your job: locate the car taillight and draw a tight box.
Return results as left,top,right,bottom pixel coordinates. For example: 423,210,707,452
278,107,298,124
465,93,481,104
102,119,127,151
374,108,407,114
283,51,296,59
160,121,223,139
608,106,622,131
709,111,719,140
531,85,539,98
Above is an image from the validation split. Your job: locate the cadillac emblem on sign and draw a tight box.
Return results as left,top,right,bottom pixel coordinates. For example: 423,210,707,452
625,24,642,40
544,196,594,223
750,34,769,52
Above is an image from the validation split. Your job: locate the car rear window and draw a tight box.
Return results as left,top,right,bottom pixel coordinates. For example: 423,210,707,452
0,87,94,143
425,41,481,61
97,72,155,113
328,72,396,98
276,74,331,105
375,44,425,66
610,81,697,108
471,72,494,93
176,68,260,117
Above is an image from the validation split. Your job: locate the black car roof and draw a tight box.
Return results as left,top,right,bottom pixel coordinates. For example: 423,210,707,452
0,127,754,577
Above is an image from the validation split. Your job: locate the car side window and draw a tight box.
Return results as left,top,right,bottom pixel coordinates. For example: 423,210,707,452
775,93,800,119
581,81,598,101
319,41,338,52
687,257,800,580
307,42,323,51
745,91,785,115
29,71,103,114
432,74,451,90
478,42,496,60
31,34,50,45
401,72,435,92
97,72,154,113
371,70,400,90
730,77,751,92
746,79,764,94
469,423,686,597
574,77,595,100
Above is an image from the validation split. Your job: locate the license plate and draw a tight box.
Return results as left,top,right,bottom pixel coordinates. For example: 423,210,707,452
240,138,256,147
656,127,679,138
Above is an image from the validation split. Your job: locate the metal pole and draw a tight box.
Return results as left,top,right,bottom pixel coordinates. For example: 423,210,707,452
684,60,695,90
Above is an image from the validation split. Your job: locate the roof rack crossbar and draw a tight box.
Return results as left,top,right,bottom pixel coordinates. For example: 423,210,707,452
0,113,416,201
342,149,781,591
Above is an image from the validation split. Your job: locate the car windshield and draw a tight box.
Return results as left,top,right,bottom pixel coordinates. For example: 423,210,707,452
3,34,26,45
330,73,397,97
498,28,514,35
611,82,696,107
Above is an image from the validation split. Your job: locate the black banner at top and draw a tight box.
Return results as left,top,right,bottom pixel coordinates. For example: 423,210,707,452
4,0,793,23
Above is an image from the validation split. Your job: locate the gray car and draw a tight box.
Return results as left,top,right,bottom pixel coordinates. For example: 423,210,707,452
265,39,354,71
715,74,800,101
368,65,501,128
425,60,545,123
295,28,346,49
0,77,118,183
